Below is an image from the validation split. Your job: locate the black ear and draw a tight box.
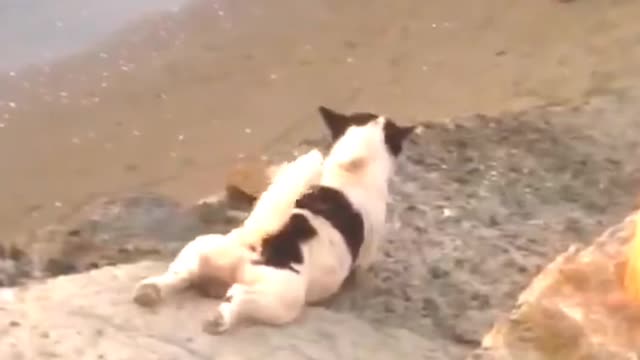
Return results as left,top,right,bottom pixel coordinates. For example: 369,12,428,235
383,120,415,157
318,106,350,141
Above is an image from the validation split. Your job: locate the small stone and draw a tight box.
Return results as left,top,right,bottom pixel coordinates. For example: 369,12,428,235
123,163,138,173
133,283,162,307
429,265,449,280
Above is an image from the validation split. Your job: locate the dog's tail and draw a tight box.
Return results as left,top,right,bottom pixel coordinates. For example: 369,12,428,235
237,149,323,244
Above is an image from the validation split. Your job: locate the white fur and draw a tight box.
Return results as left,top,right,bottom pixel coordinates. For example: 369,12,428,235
297,117,394,303
318,117,392,270
206,116,400,331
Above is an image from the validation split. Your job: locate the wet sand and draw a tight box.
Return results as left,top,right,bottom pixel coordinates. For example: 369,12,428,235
1,0,640,241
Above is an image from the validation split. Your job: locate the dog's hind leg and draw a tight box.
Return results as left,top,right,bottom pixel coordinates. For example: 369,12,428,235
133,234,233,307
202,265,306,334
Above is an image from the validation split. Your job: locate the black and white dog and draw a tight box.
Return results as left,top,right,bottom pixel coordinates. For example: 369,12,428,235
132,106,414,334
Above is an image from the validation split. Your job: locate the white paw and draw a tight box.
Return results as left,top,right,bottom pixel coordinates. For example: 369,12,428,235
225,284,246,300
202,309,229,335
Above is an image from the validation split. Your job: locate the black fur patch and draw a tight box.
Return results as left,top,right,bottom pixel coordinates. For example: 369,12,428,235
383,120,415,157
295,185,364,264
256,213,317,272
318,105,414,156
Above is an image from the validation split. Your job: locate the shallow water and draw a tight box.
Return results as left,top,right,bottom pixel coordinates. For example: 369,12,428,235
0,0,188,71
1,0,640,241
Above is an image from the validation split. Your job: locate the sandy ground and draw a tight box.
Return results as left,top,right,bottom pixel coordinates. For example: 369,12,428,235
2,0,640,243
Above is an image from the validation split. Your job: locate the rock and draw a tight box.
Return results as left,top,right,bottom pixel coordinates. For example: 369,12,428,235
2,192,248,284
469,211,640,359
0,262,440,360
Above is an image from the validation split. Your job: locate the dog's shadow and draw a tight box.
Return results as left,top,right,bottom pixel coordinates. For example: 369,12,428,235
310,269,375,308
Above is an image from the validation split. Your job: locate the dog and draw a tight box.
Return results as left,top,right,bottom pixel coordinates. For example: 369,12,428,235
132,106,415,334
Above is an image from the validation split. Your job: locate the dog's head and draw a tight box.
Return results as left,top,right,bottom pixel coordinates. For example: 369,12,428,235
318,106,415,176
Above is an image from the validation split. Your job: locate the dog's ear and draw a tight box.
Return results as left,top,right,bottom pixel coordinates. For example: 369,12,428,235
318,106,350,141
383,120,416,157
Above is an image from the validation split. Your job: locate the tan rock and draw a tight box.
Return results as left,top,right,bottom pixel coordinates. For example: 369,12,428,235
471,210,640,359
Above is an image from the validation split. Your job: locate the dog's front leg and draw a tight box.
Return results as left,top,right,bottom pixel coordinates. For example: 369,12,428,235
133,234,228,307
